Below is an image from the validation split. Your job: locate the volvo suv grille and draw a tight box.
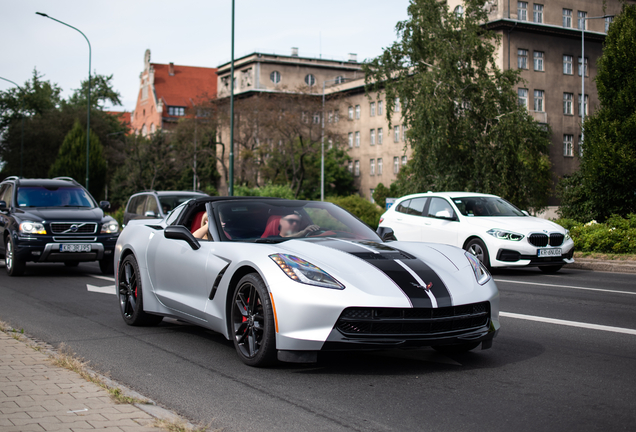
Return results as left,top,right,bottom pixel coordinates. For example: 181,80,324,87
50,222,97,234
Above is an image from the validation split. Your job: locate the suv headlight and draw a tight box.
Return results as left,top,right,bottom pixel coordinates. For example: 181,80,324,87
487,228,524,241
465,252,491,285
20,221,47,235
270,253,344,290
101,220,119,234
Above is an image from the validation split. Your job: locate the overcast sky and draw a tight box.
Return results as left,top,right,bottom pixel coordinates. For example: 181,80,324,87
1,0,411,112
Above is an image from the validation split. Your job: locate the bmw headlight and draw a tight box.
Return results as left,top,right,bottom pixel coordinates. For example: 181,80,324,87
19,221,47,235
487,228,524,241
101,220,119,234
465,252,491,285
270,254,344,290
565,229,571,241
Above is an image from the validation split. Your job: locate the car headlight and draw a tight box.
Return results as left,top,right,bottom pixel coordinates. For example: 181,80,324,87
486,228,524,241
565,229,571,241
465,251,491,285
101,220,119,234
19,221,47,235
270,253,344,290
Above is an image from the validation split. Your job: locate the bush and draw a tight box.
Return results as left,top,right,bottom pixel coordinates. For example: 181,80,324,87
553,214,636,254
327,195,384,229
107,206,124,228
234,183,295,199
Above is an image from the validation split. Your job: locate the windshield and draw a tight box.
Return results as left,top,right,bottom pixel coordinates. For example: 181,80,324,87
213,200,381,243
17,186,95,208
452,196,525,217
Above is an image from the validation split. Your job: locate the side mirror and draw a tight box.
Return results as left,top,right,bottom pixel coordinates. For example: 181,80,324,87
144,211,157,218
376,226,397,242
522,210,530,216
99,201,111,211
164,225,201,250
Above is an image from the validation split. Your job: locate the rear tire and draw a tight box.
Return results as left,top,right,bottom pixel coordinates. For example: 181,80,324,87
539,265,563,274
5,236,25,276
118,255,163,326
464,238,490,269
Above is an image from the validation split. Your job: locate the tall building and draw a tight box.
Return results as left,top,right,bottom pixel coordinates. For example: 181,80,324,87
131,49,217,136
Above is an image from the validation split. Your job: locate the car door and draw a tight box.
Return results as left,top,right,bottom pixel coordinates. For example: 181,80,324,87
421,197,459,246
0,184,9,253
389,197,428,241
147,209,228,321
123,195,143,226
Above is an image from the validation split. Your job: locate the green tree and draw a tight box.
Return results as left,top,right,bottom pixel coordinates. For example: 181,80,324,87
66,73,122,109
364,0,552,211
49,120,108,200
559,4,636,221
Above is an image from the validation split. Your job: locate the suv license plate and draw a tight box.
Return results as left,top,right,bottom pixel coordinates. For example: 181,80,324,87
538,248,562,257
60,244,92,253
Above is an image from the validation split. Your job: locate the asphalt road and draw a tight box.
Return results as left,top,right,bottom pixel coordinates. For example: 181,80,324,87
1,261,635,432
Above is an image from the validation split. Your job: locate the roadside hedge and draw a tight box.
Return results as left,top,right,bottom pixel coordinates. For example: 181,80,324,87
553,214,636,254
327,195,384,230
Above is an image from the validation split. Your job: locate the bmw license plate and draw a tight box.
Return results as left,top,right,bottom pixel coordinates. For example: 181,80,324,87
537,248,562,257
59,244,92,253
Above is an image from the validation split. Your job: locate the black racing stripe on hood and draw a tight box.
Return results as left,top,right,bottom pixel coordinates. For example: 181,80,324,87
313,239,447,308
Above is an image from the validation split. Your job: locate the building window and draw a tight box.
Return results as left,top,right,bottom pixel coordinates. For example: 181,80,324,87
563,93,573,115
563,55,573,75
150,123,156,134
348,132,353,148
395,97,401,112
377,158,383,174
354,160,360,176
605,16,614,33
578,11,587,30
168,106,185,116
401,156,407,166
518,2,527,21
563,135,574,157
578,57,588,77
454,5,464,17
335,76,345,84
305,74,316,86
313,112,320,124
378,100,383,115
518,49,528,69
393,157,399,174
370,129,376,145
563,9,572,28
518,88,528,108
394,126,400,142
534,90,544,112
370,189,375,203
141,124,147,136
370,159,376,176
355,105,361,119
348,161,353,173
334,109,339,123
578,94,588,116
533,4,543,23
370,102,376,117
328,111,333,123
348,106,354,120
355,131,360,147
378,127,383,145
270,71,281,84
533,51,544,72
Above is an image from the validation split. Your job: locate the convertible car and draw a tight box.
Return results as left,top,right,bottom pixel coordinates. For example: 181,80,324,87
115,197,500,367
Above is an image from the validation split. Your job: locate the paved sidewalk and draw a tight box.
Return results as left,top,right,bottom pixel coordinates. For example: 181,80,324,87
569,257,636,274
0,330,170,432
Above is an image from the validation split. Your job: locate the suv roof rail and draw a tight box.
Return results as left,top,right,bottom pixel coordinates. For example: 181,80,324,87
4,176,20,181
53,176,81,185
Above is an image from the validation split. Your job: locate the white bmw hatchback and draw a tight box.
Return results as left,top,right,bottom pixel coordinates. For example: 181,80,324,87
378,192,574,273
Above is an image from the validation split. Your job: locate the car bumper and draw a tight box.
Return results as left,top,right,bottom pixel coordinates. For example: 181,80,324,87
488,238,575,268
13,234,119,263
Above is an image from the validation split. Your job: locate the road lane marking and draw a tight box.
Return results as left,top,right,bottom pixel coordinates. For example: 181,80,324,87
494,278,636,296
500,311,636,336
87,284,116,295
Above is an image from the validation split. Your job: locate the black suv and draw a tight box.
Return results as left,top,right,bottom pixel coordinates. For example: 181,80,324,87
0,176,119,276
123,190,207,226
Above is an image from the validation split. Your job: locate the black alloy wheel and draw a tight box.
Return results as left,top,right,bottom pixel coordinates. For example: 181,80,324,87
464,238,491,269
118,255,163,326
231,273,277,367
5,236,25,276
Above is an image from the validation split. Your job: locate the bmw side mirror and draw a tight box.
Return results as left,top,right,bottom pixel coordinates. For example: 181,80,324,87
376,226,397,242
164,225,201,250
99,201,111,211
144,211,157,218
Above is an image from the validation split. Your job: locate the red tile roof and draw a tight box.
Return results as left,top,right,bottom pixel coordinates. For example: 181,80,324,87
105,111,132,131
152,63,217,116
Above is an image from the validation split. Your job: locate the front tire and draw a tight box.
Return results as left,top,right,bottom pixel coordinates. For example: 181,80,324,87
539,265,563,274
5,236,25,276
464,238,490,269
230,273,277,367
118,255,163,326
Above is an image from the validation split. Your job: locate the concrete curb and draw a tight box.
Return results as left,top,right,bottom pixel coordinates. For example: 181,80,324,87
568,258,636,274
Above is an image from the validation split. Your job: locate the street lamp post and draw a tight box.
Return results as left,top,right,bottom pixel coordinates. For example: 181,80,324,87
228,0,235,196
0,77,25,178
36,12,91,190
581,15,609,145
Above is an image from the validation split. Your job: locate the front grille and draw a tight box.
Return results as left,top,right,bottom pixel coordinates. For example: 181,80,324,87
528,233,548,247
550,233,564,246
336,302,490,337
50,222,97,234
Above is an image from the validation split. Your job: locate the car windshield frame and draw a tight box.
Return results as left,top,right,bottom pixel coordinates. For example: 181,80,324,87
210,199,382,243
451,196,526,217
16,186,96,209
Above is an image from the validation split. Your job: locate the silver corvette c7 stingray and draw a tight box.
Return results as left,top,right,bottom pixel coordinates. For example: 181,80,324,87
115,197,500,367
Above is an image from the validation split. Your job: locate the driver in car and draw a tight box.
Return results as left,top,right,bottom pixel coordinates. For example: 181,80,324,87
279,212,320,238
